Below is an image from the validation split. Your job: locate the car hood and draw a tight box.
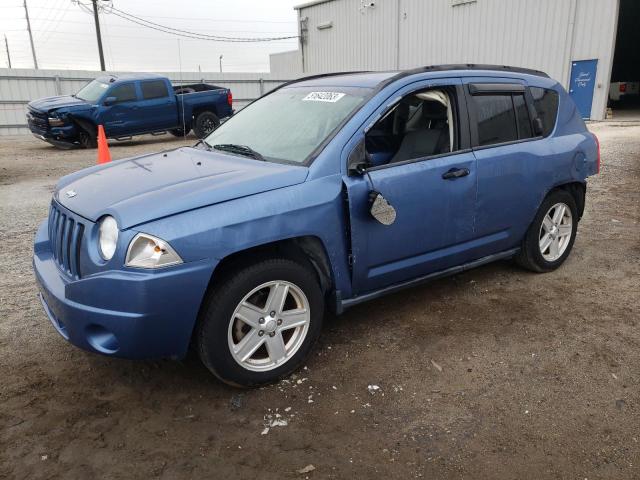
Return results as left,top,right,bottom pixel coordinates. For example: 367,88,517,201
28,95,90,112
55,147,309,228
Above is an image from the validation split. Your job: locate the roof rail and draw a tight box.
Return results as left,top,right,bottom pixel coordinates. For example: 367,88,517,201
275,70,373,90
408,64,550,78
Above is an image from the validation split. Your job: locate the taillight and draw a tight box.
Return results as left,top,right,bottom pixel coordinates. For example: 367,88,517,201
593,133,600,174
227,91,233,107
620,83,627,93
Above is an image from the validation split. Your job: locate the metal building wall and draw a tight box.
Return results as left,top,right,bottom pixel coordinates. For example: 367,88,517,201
296,0,619,120
269,50,303,79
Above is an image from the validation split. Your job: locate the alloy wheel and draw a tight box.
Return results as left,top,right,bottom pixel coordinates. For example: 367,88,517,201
227,280,310,372
538,202,573,261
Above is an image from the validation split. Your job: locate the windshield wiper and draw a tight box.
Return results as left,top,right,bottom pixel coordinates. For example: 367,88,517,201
213,143,265,161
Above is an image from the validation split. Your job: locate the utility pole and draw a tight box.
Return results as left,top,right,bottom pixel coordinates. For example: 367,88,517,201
219,55,223,73
23,0,38,69
4,35,11,68
91,0,106,71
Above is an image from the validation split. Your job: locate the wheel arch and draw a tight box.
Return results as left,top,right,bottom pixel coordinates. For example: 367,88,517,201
69,115,97,139
206,235,336,306
546,181,586,219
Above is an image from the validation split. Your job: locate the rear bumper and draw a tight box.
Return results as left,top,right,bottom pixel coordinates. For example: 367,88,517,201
33,220,216,359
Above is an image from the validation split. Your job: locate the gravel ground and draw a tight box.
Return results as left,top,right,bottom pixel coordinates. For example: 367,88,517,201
0,125,639,480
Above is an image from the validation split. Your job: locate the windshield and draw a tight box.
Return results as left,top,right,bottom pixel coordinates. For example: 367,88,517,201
76,79,109,103
205,86,371,163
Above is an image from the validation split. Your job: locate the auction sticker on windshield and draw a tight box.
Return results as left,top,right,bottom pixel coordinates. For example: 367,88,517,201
303,91,346,102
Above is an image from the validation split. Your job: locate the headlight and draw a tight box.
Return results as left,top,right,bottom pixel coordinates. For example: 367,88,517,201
48,117,65,126
125,233,182,269
98,216,119,260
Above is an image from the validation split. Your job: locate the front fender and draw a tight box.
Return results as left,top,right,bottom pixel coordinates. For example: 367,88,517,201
134,175,354,298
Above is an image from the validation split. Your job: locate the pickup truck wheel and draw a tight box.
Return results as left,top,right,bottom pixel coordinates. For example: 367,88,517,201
193,111,219,138
516,190,578,272
196,258,324,387
77,127,97,148
169,127,191,137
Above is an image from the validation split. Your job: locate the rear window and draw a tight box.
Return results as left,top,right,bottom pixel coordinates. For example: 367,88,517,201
473,95,518,146
530,87,559,137
141,80,168,100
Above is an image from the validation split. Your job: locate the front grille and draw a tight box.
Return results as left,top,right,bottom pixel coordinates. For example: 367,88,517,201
27,108,48,131
48,202,84,279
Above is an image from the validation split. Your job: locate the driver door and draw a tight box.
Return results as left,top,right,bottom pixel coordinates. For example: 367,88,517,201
343,79,478,295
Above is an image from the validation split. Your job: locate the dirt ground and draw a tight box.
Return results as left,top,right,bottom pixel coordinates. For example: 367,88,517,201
0,125,638,480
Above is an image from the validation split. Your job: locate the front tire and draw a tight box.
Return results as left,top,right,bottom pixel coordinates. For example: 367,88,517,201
196,258,324,387
516,189,578,272
193,111,219,138
77,125,97,148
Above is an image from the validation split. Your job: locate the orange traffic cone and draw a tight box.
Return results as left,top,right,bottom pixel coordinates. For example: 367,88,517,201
97,125,111,164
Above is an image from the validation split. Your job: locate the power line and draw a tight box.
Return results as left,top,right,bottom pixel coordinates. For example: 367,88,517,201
103,5,299,43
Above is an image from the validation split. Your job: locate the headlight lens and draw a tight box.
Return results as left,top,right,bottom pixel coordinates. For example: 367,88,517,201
98,216,119,260
125,233,182,269
48,117,65,126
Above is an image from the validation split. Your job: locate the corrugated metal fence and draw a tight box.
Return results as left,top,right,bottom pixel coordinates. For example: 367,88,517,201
0,68,293,135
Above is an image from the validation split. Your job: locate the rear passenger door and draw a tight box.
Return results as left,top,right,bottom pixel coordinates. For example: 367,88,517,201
464,78,554,255
138,79,178,132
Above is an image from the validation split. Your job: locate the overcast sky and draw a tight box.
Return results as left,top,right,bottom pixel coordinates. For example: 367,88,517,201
0,0,300,72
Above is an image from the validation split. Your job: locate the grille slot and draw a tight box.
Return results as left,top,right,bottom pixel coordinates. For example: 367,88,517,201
48,202,84,279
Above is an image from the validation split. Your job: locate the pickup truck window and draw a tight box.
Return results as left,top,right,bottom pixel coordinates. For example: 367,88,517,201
141,80,169,100
205,86,370,164
109,83,137,103
76,80,109,103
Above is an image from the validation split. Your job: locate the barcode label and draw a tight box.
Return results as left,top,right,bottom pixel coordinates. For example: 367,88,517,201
303,91,346,103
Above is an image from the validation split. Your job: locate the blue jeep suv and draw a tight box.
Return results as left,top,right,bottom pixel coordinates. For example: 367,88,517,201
33,65,599,386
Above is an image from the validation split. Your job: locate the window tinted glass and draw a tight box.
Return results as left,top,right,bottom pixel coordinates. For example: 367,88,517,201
530,87,559,137
109,83,136,103
474,95,517,146
141,80,168,100
513,94,533,139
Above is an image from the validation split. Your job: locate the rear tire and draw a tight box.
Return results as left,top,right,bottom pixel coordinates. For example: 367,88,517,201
193,111,219,138
196,258,324,387
169,127,191,137
515,189,578,272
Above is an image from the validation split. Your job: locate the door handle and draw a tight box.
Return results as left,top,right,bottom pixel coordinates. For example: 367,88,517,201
442,167,470,180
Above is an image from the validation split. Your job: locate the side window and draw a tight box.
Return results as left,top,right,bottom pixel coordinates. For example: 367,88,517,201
108,83,137,103
141,80,168,100
530,87,559,137
513,94,533,139
473,95,518,146
365,88,458,166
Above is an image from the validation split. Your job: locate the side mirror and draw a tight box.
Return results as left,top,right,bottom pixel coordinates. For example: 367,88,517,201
533,117,544,136
347,138,371,176
103,96,117,107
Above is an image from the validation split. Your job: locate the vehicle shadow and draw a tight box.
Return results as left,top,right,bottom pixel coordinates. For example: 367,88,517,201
79,258,532,392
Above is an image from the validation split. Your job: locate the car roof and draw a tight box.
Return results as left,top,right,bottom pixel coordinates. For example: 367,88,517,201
95,73,165,84
284,64,555,90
